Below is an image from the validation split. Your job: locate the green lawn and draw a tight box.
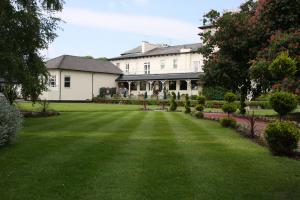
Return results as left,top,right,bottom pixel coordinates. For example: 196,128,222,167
1,104,300,199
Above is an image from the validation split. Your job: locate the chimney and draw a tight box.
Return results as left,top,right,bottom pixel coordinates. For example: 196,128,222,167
141,41,149,53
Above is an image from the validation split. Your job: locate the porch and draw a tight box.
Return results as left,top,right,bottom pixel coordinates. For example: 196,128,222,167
116,72,203,98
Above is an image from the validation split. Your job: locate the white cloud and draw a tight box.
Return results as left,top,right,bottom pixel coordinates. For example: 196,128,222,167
61,8,199,40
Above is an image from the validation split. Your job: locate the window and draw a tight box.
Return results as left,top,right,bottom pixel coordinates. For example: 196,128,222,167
169,81,177,90
49,75,56,87
173,59,178,69
144,62,150,74
193,61,201,72
191,80,199,90
160,60,165,70
125,64,129,74
140,81,146,91
64,76,71,88
180,81,187,90
130,82,137,91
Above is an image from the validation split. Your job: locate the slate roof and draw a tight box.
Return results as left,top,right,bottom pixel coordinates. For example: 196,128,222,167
110,43,202,60
47,55,123,74
116,72,203,82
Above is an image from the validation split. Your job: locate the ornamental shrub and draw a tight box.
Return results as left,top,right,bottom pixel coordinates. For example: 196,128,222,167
169,92,177,111
224,92,236,103
196,95,206,105
220,118,237,128
222,102,237,117
184,94,191,114
194,111,204,119
0,97,23,147
195,104,204,112
265,121,300,156
269,92,298,120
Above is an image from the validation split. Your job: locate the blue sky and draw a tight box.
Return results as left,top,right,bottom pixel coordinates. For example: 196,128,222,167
45,0,245,59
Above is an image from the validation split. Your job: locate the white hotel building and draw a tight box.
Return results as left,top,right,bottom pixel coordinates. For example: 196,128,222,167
41,41,204,101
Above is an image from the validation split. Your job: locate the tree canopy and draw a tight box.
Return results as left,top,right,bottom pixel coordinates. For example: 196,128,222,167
0,0,64,103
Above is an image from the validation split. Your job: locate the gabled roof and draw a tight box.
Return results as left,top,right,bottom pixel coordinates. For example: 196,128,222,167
110,43,202,60
47,55,123,74
116,72,203,82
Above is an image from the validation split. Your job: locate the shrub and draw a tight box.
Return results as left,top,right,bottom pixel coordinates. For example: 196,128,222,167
169,92,177,111
269,52,297,80
265,121,300,156
195,104,204,112
222,102,237,117
194,111,204,119
203,86,227,100
220,118,237,128
197,95,206,105
177,92,180,100
0,97,23,147
269,92,298,120
184,94,191,114
224,92,236,103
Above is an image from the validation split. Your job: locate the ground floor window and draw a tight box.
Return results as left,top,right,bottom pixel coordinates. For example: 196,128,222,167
49,75,56,87
180,81,187,90
191,80,199,90
140,81,146,91
131,82,137,91
169,81,176,90
64,76,71,88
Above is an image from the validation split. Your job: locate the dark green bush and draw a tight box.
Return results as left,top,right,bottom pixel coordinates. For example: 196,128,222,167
265,121,300,156
195,105,204,112
202,86,227,100
222,103,237,116
220,118,237,128
170,92,177,111
184,94,191,114
194,111,204,119
197,95,206,105
269,92,298,119
224,92,236,103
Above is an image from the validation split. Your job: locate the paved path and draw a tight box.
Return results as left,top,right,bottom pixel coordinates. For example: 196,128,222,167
204,113,268,137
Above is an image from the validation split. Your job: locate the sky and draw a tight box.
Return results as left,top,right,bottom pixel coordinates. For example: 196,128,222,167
45,0,246,59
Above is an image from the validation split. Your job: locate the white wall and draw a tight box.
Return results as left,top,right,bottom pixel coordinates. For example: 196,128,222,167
112,53,204,75
40,69,119,101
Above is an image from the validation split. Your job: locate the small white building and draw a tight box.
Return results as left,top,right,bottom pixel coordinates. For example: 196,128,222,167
110,42,204,97
40,55,122,101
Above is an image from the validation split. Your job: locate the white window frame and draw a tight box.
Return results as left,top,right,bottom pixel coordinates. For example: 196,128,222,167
144,62,150,74
173,59,178,69
125,64,130,74
64,75,71,88
49,75,56,88
160,60,165,70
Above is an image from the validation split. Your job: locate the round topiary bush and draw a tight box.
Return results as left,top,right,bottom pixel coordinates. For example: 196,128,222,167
194,111,204,119
0,97,23,147
222,102,237,117
197,95,206,105
224,92,236,103
220,118,237,128
265,121,300,156
269,92,298,120
195,104,204,112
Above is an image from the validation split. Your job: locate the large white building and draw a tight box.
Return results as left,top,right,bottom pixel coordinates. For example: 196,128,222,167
42,41,204,101
110,41,204,97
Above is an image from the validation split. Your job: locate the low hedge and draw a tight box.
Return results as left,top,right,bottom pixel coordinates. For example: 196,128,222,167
93,98,271,109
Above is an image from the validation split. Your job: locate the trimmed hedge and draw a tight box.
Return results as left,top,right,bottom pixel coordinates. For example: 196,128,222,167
93,98,271,109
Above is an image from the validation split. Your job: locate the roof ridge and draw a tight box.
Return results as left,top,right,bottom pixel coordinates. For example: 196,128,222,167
57,55,67,69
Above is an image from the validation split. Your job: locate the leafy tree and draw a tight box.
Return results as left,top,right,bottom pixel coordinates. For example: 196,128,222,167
224,92,236,103
202,86,227,100
269,92,298,120
222,92,237,117
199,0,260,114
269,52,297,81
0,0,64,104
